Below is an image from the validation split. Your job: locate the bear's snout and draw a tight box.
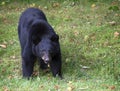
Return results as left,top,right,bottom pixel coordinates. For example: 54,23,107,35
41,52,52,64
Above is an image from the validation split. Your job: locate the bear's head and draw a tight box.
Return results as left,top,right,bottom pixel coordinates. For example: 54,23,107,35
31,20,60,64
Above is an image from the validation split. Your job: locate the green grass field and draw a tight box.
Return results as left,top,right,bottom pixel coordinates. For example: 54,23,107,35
0,0,120,91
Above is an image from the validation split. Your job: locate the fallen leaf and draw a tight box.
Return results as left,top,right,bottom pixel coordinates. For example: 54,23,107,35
114,31,119,38
112,1,118,5
67,81,75,91
0,44,7,48
54,85,59,90
65,58,70,63
68,81,72,84
102,84,116,90
8,75,13,79
109,86,115,90
81,66,90,69
79,87,88,90
115,13,119,16
44,6,48,10
102,84,109,88
39,85,44,88
64,16,72,21
103,41,109,46
91,4,96,8
71,2,75,6
91,36,96,41
2,69,6,73
39,85,44,90
74,31,79,36
30,3,35,7
52,2,60,7
84,35,89,41
9,41,14,45
67,87,73,91
10,55,16,59
3,86,9,91
109,21,116,26
32,71,39,76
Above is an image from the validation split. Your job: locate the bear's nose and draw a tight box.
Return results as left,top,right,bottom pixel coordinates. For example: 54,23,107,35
42,56,50,64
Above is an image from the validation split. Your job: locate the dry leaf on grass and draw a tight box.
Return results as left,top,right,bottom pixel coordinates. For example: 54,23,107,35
67,87,73,91
10,55,16,59
109,21,116,26
54,85,60,90
91,4,96,8
52,2,60,7
3,86,9,91
67,81,75,91
114,31,120,38
0,44,7,48
109,86,115,90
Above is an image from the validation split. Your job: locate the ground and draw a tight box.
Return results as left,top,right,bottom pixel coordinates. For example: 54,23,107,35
0,0,120,91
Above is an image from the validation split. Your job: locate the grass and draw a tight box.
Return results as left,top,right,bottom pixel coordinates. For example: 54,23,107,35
0,0,120,90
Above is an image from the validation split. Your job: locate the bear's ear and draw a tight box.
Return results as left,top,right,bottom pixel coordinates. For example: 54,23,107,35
51,34,59,42
31,20,48,34
29,20,48,45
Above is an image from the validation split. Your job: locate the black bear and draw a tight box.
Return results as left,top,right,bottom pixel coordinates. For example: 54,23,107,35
18,8,62,79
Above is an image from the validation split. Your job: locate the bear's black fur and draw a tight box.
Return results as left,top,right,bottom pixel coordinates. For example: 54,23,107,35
18,8,62,79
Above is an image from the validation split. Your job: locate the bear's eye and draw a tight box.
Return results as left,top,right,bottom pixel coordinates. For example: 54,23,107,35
51,34,59,42
32,36,41,45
